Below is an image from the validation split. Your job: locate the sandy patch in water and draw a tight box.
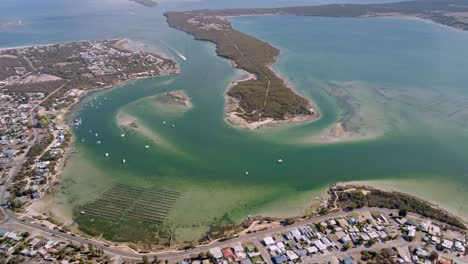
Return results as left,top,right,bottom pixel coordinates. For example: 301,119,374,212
116,110,183,155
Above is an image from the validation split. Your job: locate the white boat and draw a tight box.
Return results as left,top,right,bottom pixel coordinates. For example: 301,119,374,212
81,139,85,142
105,153,109,157
171,124,175,128
277,159,283,163
122,159,126,163
95,133,98,137
245,171,249,175
163,121,166,124
121,134,125,137
97,141,101,144
80,211,86,215
145,145,150,149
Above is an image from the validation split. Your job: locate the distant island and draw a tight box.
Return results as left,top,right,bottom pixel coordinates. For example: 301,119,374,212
130,0,158,8
0,20,23,28
165,0,468,129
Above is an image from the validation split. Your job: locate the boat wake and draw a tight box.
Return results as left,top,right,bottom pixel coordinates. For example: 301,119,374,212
159,40,187,61
175,51,187,61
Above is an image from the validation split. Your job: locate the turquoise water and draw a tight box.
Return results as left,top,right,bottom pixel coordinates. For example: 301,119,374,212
1,0,468,241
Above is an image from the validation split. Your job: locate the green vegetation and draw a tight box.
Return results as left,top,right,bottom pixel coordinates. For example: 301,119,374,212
165,12,315,122
361,248,398,264
335,186,466,229
27,133,53,158
168,0,468,31
165,1,468,123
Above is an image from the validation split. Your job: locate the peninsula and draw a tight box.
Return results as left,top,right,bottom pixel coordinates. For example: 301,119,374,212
165,0,468,128
165,13,319,129
130,0,158,8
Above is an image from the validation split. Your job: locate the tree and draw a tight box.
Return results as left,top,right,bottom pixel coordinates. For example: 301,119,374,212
142,255,149,264
398,209,408,218
88,243,95,257
343,243,351,251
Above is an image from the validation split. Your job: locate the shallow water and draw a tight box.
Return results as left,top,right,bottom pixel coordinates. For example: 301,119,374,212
1,0,468,241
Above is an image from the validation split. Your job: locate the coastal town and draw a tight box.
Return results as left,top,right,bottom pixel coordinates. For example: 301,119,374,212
0,196,466,263
0,38,182,262
0,38,178,210
0,40,466,263
170,207,467,264
1,0,468,263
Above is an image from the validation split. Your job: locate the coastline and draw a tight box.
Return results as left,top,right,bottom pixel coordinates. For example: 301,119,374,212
22,39,180,237
367,13,468,34
336,180,468,224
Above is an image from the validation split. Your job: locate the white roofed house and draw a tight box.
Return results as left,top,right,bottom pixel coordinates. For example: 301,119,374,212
313,240,326,252
442,239,454,250
428,225,441,236
285,250,298,261
454,241,465,252
5,232,22,242
263,236,275,246
290,229,302,241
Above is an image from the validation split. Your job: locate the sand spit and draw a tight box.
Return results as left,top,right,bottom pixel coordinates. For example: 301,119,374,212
116,110,184,156
165,90,192,108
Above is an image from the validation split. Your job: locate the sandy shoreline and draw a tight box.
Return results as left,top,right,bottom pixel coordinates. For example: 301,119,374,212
365,13,468,34
336,180,468,223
